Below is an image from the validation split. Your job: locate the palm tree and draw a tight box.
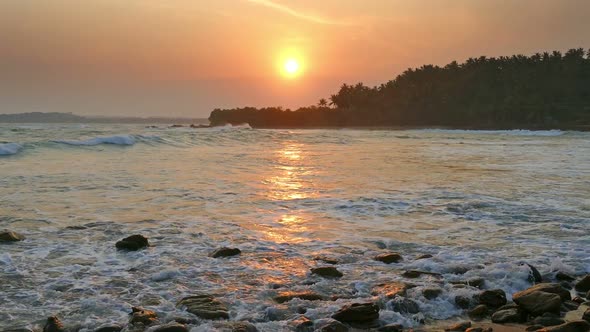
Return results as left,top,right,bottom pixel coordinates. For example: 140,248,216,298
318,98,328,107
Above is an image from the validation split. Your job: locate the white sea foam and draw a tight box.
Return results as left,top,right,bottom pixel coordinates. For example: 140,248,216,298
0,143,23,155
413,129,564,136
54,135,136,146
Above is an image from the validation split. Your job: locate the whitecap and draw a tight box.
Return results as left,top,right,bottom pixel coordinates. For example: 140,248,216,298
0,143,23,156
53,135,136,146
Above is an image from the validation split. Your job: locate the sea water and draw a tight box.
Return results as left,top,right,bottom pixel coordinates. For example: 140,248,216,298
1,124,589,330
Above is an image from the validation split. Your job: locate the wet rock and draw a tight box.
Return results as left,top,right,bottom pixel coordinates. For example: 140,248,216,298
513,291,561,315
4,329,34,332
468,305,489,319
573,296,585,304
116,235,149,251
555,272,575,282
332,302,380,324
314,256,339,265
43,317,65,332
274,291,325,303
390,296,420,314
561,300,579,311
491,307,526,324
423,288,443,299
129,307,158,326
465,328,488,332
378,323,404,332
416,254,433,260
450,266,471,275
455,295,472,309
210,247,241,258
402,270,442,278
289,316,313,332
587,290,590,299
177,295,229,319
560,282,572,290
374,253,403,264
479,289,507,308
145,322,189,332
0,230,25,242
314,318,349,332
526,326,544,331
311,266,343,278
94,325,123,332
537,321,590,332
514,283,571,302
444,321,471,331
451,278,485,289
532,312,565,327
583,308,590,322
371,282,413,298
525,263,543,283
575,275,590,292
216,322,258,332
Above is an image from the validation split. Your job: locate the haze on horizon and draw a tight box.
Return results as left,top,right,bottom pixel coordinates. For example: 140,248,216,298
1,0,589,118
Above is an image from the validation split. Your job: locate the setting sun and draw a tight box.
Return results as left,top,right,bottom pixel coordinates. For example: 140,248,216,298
282,58,302,78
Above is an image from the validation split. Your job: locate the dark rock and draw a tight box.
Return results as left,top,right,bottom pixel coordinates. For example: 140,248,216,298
43,317,65,332
332,302,380,323
560,282,572,290
423,288,443,299
514,283,571,302
450,278,485,289
537,321,590,332
374,253,403,264
555,272,575,282
177,295,229,319
450,266,471,275
455,295,472,309
513,291,562,315
94,325,123,332
147,322,189,332
573,296,585,304
532,312,565,326
4,329,34,332
479,289,507,308
223,322,258,332
371,282,413,298
274,291,325,303
289,316,313,332
0,230,25,242
130,307,158,326
314,256,339,265
378,323,404,332
575,275,590,292
587,290,590,299
465,328,486,332
583,308,590,323
491,308,526,324
210,247,241,258
561,300,579,311
444,321,471,331
525,263,543,283
416,254,433,260
311,266,343,278
496,303,519,311
390,296,420,314
402,270,442,278
526,326,544,331
314,318,349,332
468,305,489,319
116,235,149,251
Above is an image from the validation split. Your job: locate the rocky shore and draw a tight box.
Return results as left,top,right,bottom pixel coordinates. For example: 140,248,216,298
2,231,590,332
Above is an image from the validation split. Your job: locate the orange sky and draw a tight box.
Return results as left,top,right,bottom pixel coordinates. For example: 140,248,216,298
1,0,590,117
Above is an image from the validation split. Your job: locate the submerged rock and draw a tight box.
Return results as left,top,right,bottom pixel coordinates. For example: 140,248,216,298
402,270,442,278
450,278,485,289
390,296,420,314
513,291,561,315
537,320,590,332
288,316,313,331
555,272,575,282
311,266,343,278
423,287,443,299
374,252,403,264
415,254,433,260
145,322,188,332
478,289,507,308
455,295,473,309
274,291,325,303
514,283,571,302
331,302,379,324
116,235,149,251
94,325,123,332
314,256,339,265
444,321,471,331
43,316,65,332
210,247,241,258
0,230,25,242
177,295,229,319
575,275,590,292
371,282,412,298
129,307,158,326
378,323,404,332
213,322,258,332
314,318,349,332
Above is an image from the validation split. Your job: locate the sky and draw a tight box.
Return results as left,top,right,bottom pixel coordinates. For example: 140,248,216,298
1,0,589,118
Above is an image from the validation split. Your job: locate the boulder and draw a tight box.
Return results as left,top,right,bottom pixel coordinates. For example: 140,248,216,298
145,322,189,332
371,282,412,298
532,312,565,327
555,272,575,282
444,321,471,331
378,324,404,332
468,305,489,319
416,254,433,260
94,325,123,332
311,267,343,278
583,308,590,323
423,288,443,299
116,235,149,251
513,291,561,315
491,308,526,324
274,291,325,303
210,247,241,258
129,307,158,326
525,263,543,283
390,296,420,314
562,300,579,311
374,253,403,264
43,317,65,332
479,289,507,308
455,295,472,309
537,321,590,332
216,322,258,332
289,316,313,332
314,318,349,332
402,270,442,278
0,230,25,242
575,275,590,292
331,302,379,323
513,283,571,302
177,295,229,319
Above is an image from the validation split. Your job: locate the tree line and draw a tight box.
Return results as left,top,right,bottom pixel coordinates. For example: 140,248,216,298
209,49,590,129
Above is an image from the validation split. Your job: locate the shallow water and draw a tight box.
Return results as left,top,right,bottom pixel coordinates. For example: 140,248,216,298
1,124,589,330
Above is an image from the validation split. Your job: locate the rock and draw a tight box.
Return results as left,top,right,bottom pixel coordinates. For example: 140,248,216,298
560,282,572,290
532,312,565,326
573,297,585,304
129,307,158,326
465,328,486,332
479,289,507,308
455,295,472,309
562,300,579,311
445,321,471,331
423,288,443,299
555,272,575,282
513,291,561,315
468,305,489,319
378,324,404,332
514,283,571,302
219,322,258,332
450,278,485,289
314,318,349,332
491,308,526,324
575,275,590,292
374,253,403,264
314,256,339,265
537,321,590,332
0,230,25,242
587,290,590,299
526,326,544,331
146,322,189,332
94,325,123,332
402,270,442,278
416,254,433,260
289,316,313,332
390,296,420,314
332,302,380,323
43,317,65,332
177,295,229,319
210,247,241,258
583,308,590,322
371,282,412,298
525,263,543,283
115,235,149,251
274,291,325,303
311,266,343,278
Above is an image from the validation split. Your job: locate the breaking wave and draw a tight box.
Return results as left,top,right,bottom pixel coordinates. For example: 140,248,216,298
0,143,23,156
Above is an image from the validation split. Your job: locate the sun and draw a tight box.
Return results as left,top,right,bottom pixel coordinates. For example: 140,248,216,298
282,58,301,78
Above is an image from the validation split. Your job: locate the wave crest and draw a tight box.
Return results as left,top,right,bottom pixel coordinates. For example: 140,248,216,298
0,143,23,156
54,135,136,146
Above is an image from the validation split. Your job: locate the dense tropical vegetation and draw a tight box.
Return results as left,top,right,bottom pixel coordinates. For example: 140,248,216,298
209,49,590,129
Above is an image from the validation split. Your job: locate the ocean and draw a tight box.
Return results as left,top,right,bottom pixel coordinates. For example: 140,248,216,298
1,124,589,331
